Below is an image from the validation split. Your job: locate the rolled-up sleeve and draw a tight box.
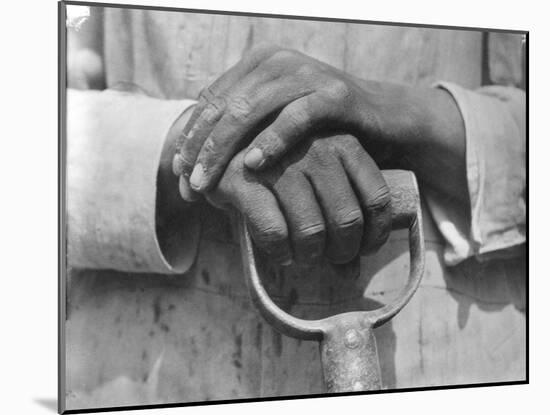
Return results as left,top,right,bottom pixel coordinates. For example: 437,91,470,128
426,82,526,265
66,89,198,273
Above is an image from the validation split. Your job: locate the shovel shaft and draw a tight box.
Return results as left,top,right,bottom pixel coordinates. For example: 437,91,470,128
239,170,425,393
321,323,381,392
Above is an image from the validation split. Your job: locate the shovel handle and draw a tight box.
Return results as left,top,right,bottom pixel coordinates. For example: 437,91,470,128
239,170,425,392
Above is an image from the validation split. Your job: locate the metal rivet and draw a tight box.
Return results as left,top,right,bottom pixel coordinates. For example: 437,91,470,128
344,329,361,349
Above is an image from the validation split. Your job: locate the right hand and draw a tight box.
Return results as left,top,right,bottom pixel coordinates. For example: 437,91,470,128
171,44,469,208
206,134,392,265
172,44,387,200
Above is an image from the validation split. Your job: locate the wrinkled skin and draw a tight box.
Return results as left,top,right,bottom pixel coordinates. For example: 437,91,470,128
172,44,467,207
173,44,385,196
205,134,391,265
167,45,468,266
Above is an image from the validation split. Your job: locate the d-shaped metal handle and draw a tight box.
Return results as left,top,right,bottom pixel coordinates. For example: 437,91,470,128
239,170,425,393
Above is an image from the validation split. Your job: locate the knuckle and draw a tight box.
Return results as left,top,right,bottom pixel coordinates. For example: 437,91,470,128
255,224,288,247
296,63,316,77
336,134,358,148
201,99,225,124
323,79,351,102
198,87,215,103
284,104,312,131
331,135,362,156
308,137,324,153
249,43,281,58
271,49,296,62
361,189,392,253
367,187,392,213
295,223,326,242
226,96,254,124
208,96,226,113
200,137,220,160
334,208,364,231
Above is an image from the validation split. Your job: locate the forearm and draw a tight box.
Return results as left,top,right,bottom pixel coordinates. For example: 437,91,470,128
354,80,469,208
167,45,524,266
165,83,469,209
364,81,526,264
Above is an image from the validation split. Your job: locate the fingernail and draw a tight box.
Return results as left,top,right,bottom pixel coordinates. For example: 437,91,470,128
178,175,198,201
244,148,265,169
189,163,204,190
172,153,185,176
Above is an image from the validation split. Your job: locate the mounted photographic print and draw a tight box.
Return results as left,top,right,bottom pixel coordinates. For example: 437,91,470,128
59,1,527,413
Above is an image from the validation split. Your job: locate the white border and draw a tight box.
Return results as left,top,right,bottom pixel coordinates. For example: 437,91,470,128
1,0,544,414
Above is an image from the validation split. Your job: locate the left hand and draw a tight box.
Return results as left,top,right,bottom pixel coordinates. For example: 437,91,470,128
172,44,385,200
205,134,392,265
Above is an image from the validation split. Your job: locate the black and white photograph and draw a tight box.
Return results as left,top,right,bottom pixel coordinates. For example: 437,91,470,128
59,1,526,413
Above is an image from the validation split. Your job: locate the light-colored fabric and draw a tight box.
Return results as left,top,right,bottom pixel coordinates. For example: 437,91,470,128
99,8,526,265
66,89,197,273
64,7,526,410
65,208,526,409
427,82,526,265
103,8,484,100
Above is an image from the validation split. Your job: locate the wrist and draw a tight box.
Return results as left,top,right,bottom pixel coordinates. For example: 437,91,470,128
357,80,468,204
355,81,464,172
353,80,418,167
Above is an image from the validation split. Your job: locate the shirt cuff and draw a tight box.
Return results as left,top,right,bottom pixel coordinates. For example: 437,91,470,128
67,89,198,273
426,82,526,265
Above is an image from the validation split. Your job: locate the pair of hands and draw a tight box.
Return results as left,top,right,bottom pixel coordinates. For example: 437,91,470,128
170,45,395,265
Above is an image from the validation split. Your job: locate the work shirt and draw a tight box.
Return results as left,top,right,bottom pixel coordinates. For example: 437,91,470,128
63,5,526,410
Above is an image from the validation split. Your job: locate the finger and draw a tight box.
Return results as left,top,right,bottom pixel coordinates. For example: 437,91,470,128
195,43,283,111
271,173,326,264
211,158,292,264
173,152,201,201
190,80,315,192
172,98,222,203
178,174,200,202
339,138,392,253
180,43,283,147
175,45,283,192
243,94,327,170
179,94,226,178
237,184,292,265
308,162,364,264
